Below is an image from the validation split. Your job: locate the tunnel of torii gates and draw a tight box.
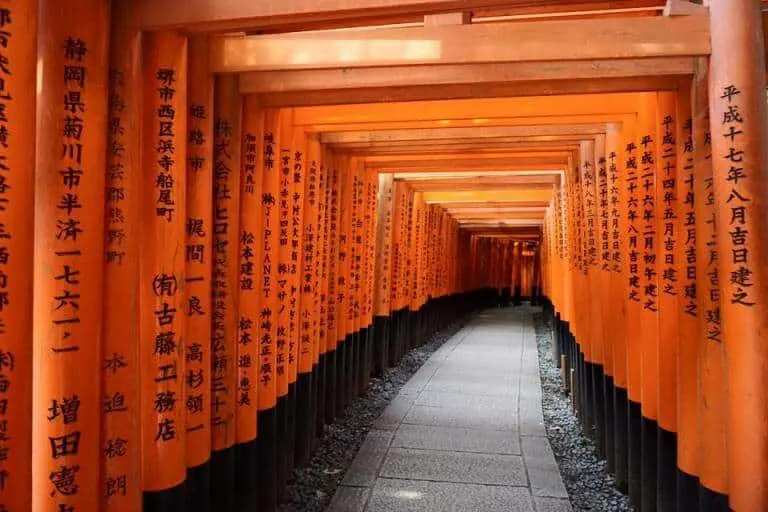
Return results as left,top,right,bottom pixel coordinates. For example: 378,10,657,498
0,0,766,511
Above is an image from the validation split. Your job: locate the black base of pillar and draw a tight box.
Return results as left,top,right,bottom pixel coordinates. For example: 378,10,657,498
641,416,658,512
286,382,297,474
310,361,320,454
257,406,278,511
185,461,211,512
677,470,699,512
628,399,642,508
592,364,606,458
317,352,328,437
143,480,186,512
656,427,677,511
210,447,235,511
373,315,391,376
276,394,289,502
699,484,729,512
604,374,616,474
325,348,337,423
235,439,258,511
295,371,313,467
614,387,629,493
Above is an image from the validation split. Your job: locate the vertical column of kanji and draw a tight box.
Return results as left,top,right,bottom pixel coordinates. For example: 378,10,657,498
636,93,660,511
184,36,213,512
138,31,187,509
257,109,281,511
345,162,360,401
709,2,768,509
289,126,312,467
102,26,141,512
361,167,375,394
0,2,34,510
34,3,108,510
335,158,353,413
655,91,680,511
373,173,394,375
235,96,263,509
273,110,292,497
578,141,598,443
595,135,611,463
622,119,643,504
408,192,422,345
313,152,329,444
387,182,403,365
597,133,616,473
606,124,627,486
674,85,700,509
323,159,340,422
210,74,241,509
298,135,320,461
353,165,366,395
693,58,728,509
364,170,378,382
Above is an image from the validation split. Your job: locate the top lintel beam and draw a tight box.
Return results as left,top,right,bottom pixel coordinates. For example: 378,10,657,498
210,15,710,72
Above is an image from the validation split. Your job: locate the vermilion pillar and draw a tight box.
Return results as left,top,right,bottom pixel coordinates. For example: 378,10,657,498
139,31,187,507
102,26,141,511
236,95,263,508
0,2,36,510
211,73,241,509
184,35,213,509
709,2,768,509
694,58,729,509
34,2,109,509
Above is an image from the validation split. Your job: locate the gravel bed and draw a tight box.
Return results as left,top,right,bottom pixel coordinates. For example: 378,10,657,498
278,318,468,512
533,311,633,512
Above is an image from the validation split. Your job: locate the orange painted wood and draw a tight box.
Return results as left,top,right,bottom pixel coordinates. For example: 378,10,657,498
238,97,265,442
34,2,109,508
139,31,188,493
300,137,322,375
655,91,679,434
710,1,768,507
185,34,214,471
637,92,659,422
692,58,728,497
102,26,142,510
257,109,282,412
211,73,241,452
0,1,36,509
675,81,698,479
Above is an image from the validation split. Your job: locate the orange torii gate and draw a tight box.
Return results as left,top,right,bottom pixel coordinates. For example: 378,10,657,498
0,1,766,512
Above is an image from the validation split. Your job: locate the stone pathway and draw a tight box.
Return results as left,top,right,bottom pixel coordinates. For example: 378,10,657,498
327,307,572,512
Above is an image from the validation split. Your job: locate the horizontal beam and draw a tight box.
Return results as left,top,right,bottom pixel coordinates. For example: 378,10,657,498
423,189,552,202
364,150,571,162
306,112,635,133
293,93,644,125
117,0,655,33
322,124,606,144
367,156,567,169
211,16,709,72
341,141,583,155
240,58,694,93
255,76,684,106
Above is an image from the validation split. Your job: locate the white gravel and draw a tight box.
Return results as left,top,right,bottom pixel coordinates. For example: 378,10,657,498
533,311,633,512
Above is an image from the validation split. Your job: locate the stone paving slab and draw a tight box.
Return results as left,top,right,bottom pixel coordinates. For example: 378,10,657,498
328,307,572,512
390,423,521,454
365,478,535,512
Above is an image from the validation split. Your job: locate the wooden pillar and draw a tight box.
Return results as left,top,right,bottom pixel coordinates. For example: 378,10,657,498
0,2,36,510
210,74,241,509
709,2,768,509
324,158,340,421
139,31,188,507
256,108,281,511
34,2,109,509
103,25,141,512
235,96,263,508
694,57,729,509
674,81,700,509
655,91,680,511
184,35,214,510
373,173,394,374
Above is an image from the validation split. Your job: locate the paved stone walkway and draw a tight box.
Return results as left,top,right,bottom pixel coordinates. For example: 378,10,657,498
327,307,572,512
